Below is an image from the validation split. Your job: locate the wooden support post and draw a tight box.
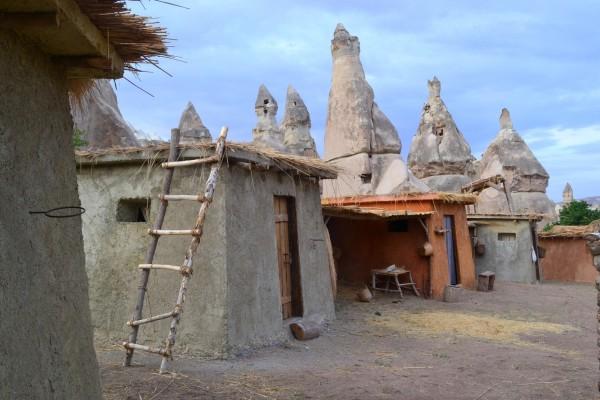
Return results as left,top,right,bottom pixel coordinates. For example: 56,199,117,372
124,128,181,367
159,127,228,374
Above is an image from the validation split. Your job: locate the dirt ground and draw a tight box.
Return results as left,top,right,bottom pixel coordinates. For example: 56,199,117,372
99,282,597,399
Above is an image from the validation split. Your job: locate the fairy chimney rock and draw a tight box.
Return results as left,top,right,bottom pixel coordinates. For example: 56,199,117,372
71,80,140,148
476,108,555,218
322,24,428,197
280,85,317,157
499,107,513,130
563,182,573,204
407,77,475,189
252,84,285,151
178,102,211,143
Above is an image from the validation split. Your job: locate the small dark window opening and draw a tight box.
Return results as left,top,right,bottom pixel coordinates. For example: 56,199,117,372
263,99,269,105
263,109,268,115
435,128,444,136
387,220,408,232
117,198,150,222
498,232,516,241
360,173,372,184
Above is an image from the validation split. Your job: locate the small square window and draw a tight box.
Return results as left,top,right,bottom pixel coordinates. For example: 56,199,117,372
387,220,408,232
497,232,516,241
117,198,151,222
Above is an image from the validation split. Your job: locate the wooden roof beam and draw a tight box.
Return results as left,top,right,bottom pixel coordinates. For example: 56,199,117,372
55,0,124,78
0,12,59,29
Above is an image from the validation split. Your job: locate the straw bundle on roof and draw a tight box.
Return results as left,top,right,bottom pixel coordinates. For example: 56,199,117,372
76,141,339,178
539,220,600,239
75,0,170,71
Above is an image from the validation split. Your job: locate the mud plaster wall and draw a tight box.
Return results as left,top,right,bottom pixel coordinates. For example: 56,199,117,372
472,220,537,283
539,238,595,283
328,218,431,294
77,161,334,357
0,30,101,399
328,202,475,299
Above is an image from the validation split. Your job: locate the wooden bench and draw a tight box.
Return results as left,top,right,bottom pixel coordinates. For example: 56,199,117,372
371,266,420,298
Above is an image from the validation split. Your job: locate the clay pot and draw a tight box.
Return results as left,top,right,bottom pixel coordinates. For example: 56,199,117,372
356,286,372,302
418,242,433,257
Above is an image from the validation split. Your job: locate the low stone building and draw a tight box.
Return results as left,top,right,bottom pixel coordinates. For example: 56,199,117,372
322,193,477,300
468,214,541,284
538,221,600,283
76,142,336,357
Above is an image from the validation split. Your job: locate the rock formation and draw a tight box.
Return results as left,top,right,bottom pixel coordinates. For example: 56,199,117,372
563,182,573,205
252,84,286,151
71,80,140,148
280,85,318,157
322,24,428,197
476,108,555,217
407,77,475,192
178,101,211,143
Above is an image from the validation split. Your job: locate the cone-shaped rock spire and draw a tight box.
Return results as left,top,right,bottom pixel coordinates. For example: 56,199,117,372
280,85,317,157
563,182,573,204
71,80,140,148
178,102,211,143
407,77,475,190
252,84,285,151
476,108,555,217
322,24,426,197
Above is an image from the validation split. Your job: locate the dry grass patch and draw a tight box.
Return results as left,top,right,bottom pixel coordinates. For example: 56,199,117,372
371,311,578,351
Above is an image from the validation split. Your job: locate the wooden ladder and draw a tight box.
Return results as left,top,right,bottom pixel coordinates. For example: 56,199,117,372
122,126,228,373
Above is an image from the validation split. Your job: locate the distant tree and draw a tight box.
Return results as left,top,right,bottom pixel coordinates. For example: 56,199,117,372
73,127,87,148
557,200,600,226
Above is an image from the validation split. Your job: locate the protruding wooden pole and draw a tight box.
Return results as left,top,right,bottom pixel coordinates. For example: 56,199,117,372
124,128,181,367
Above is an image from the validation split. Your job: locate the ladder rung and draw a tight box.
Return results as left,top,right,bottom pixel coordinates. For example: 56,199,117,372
127,310,178,327
148,229,202,236
122,342,169,357
159,194,206,202
138,264,193,276
161,155,219,168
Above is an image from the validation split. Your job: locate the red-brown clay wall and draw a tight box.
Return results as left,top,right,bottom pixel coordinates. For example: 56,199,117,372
327,201,476,299
328,218,431,294
539,238,595,283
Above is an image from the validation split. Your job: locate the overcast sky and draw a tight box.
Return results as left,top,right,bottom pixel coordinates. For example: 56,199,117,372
118,0,600,201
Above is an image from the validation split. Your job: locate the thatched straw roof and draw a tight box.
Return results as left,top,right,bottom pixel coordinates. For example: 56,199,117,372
322,192,477,206
75,141,338,179
539,220,600,239
322,205,433,220
75,0,169,70
0,0,169,79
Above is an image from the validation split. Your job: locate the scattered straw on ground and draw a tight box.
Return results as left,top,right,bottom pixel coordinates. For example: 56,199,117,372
371,311,578,351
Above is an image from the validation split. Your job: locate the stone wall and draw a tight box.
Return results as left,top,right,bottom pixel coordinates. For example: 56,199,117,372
471,219,537,283
77,158,334,358
0,29,101,399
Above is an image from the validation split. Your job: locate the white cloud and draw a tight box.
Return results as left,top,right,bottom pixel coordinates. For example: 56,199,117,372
522,125,600,200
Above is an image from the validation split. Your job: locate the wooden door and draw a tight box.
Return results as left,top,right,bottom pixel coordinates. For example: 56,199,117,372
274,196,302,319
444,215,460,286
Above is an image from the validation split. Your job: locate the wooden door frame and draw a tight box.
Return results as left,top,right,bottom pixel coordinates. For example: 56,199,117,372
444,215,460,286
274,196,303,319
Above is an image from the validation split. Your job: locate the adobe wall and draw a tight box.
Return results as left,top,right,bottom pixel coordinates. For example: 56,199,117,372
473,219,537,283
0,30,101,399
78,160,334,358
78,159,229,358
539,238,595,283
224,166,335,353
328,202,475,299
328,218,431,293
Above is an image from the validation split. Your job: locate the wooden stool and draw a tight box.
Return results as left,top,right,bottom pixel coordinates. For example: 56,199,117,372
371,267,420,298
477,271,495,292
